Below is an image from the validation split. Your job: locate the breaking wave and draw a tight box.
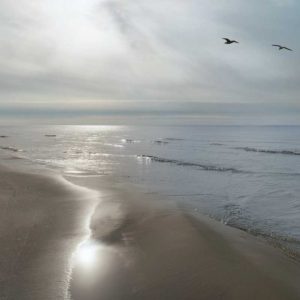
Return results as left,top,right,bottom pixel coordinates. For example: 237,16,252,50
234,147,300,156
137,155,242,173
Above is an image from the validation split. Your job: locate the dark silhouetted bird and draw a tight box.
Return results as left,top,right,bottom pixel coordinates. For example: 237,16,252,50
272,44,292,51
223,38,239,44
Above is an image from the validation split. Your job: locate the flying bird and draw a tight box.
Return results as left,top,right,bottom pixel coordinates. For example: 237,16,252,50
223,38,239,44
272,44,292,51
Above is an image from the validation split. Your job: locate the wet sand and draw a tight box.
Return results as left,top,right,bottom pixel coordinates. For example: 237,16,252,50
1,164,300,299
0,165,98,300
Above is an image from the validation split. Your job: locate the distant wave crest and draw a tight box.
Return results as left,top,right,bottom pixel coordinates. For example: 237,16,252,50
138,155,242,173
210,143,224,146
164,138,184,141
234,147,300,156
0,146,24,152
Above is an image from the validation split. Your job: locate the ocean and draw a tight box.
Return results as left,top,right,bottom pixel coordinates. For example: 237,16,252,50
0,125,300,255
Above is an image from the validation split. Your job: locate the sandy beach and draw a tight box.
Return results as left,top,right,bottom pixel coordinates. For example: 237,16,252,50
1,163,300,300
0,164,97,300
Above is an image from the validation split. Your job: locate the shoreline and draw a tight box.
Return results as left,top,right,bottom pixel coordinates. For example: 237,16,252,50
0,164,99,300
1,162,300,299
67,174,300,299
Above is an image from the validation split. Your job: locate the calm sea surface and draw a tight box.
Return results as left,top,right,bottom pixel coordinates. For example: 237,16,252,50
1,125,300,253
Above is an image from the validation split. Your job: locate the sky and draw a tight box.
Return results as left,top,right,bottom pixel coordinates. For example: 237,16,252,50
0,0,299,125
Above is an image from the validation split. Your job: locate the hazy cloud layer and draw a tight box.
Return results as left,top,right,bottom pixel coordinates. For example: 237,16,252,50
0,0,299,124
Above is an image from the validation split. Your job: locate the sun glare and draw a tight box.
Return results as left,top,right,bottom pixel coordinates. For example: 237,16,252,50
74,240,99,270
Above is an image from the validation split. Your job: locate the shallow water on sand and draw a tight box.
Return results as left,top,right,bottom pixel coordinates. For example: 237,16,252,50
0,125,300,254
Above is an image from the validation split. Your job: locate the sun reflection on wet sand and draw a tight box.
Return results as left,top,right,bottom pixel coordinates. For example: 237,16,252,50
70,236,135,300
67,183,135,299
74,240,100,270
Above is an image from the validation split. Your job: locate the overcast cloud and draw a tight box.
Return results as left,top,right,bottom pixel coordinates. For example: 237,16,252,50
0,0,299,124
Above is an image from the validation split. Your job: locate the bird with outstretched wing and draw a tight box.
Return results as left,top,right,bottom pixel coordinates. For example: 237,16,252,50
272,44,293,51
223,38,239,44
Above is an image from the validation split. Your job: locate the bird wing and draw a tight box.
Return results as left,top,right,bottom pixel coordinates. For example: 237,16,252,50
223,38,231,42
283,47,292,51
272,45,281,48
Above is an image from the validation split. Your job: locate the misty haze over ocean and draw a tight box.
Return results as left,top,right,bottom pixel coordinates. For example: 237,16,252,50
1,0,300,298
0,0,299,126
